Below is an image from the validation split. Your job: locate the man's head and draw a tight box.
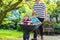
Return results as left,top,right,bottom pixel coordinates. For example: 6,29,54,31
35,0,40,2
35,0,40,4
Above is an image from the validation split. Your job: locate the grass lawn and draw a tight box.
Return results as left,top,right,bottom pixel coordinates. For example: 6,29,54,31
0,30,23,38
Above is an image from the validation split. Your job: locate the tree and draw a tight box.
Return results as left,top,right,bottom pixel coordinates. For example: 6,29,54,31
0,0,58,26
52,0,60,23
0,0,22,25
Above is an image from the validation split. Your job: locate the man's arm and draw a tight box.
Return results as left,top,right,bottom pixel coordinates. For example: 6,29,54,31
44,8,47,22
43,3,47,22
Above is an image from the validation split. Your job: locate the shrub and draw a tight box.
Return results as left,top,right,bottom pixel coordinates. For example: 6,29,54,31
54,23,60,33
44,23,49,28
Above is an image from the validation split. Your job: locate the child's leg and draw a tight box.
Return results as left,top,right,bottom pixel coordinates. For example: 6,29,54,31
31,30,37,40
23,31,30,40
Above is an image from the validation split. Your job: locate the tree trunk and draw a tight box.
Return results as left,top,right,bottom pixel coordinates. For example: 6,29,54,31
50,15,52,22
56,16,58,23
0,0,22,25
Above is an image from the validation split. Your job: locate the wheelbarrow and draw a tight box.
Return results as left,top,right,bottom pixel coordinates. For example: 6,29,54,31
19,23,41,32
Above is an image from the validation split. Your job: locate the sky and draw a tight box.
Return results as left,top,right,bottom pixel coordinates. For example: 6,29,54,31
50,0,57,2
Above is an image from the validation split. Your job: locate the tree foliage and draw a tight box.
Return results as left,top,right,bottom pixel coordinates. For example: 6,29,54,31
0,0,60,25
0,0,22,25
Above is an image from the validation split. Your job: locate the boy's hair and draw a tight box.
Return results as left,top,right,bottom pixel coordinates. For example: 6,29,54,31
32,11,36,16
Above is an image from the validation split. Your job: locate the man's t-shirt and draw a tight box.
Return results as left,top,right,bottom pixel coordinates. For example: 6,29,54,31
33,2,46,18
30,17,39,25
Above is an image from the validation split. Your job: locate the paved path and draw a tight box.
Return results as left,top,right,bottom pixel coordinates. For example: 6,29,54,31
0,35,60,40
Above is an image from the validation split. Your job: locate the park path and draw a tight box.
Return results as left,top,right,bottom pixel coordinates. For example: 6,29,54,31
0,35,60,40
22,35,60,40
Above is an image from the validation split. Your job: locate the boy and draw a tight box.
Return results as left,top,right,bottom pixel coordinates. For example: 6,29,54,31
30,11,42,40
30,11,42,28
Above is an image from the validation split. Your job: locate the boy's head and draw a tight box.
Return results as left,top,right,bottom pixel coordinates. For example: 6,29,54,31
24,14,29,19
32,11,37,18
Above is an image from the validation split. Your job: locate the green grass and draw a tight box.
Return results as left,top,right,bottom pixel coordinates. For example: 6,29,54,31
0,30,23,38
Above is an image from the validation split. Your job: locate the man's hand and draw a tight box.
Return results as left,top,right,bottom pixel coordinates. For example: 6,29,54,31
44,18,47,22
39,21,42,24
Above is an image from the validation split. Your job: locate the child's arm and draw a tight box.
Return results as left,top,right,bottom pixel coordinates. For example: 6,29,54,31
20,19,24,24
20,22,24,24
36,18,42,24
27,21,31,25
38,21,42,24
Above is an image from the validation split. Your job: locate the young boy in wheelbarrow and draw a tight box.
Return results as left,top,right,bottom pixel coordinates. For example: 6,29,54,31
20,11,42,40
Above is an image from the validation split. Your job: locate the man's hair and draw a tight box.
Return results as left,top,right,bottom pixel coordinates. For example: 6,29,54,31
35,0,40,1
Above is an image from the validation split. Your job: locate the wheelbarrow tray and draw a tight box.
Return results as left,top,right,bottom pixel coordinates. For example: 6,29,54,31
19,24,40,31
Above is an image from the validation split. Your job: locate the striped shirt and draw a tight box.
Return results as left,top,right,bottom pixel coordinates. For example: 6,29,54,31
33,2,46,18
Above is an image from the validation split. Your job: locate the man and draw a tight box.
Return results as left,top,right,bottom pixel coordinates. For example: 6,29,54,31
32,0,47,40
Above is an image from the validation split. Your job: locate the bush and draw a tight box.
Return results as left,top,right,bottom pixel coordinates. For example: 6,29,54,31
44,23,49,28
0,24,9,29
17,25,22,31
44,23,54,28
54,23,60,34
54,23,60,28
